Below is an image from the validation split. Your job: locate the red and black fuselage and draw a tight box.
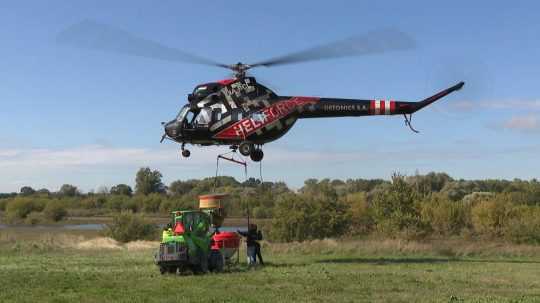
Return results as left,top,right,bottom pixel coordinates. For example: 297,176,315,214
163,77,464,147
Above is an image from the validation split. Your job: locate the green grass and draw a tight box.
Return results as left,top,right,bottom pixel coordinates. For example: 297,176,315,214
1,235,540,302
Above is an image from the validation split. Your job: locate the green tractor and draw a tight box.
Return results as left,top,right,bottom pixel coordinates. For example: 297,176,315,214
154,210,224,274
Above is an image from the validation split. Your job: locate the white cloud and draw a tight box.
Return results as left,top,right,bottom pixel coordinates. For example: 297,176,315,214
503,115,540,132
449,99,540,112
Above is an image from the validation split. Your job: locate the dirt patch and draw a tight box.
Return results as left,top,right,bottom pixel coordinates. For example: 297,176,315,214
76,237,122,250
125,240,159,250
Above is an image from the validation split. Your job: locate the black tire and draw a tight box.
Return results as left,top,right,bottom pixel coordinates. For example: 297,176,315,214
250,149,264,162
209,250,224,272
167,266,177,274
159,266,167,275
181,149,191,157
239,142,253,156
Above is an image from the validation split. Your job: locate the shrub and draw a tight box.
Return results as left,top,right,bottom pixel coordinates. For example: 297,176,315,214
139,193,162,213
344,192,374,235
105,195,133,212
471,198,516,237
252,206,271,219
43,201,68,222
4,197,43,223
503,206,540,244
104,211,157,242
420,195,471,235
0,199,8,211
270,192,350,242
24,211,44,225
371,174,426,237
80,196,107,209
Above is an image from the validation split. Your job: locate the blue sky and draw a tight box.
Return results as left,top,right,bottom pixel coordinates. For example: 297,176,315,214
1,0,539,192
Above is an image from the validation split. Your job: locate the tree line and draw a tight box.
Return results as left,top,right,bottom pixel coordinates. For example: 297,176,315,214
1,169,540,244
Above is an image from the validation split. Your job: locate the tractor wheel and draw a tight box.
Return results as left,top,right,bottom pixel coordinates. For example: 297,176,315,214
250,149,264,162
192,251,209,274
209,250,224,273
167,266,177,274
159,266,167,275
239,142,254,156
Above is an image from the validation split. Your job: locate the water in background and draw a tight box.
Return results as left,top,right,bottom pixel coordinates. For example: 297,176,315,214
0,223,246,232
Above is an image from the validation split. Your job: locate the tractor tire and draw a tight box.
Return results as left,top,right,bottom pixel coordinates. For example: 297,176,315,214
239,142,254,156
167,266,177,274
209,250,224,273
192,251,209,274
159,266,167,275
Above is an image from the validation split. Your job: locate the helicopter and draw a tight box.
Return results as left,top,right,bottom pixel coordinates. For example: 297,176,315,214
58,21,465,162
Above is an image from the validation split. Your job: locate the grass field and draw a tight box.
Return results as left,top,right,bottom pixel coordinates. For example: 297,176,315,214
1,232,540,302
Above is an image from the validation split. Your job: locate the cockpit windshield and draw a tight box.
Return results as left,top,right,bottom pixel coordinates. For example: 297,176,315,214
176,105,213,128
176,105,190,122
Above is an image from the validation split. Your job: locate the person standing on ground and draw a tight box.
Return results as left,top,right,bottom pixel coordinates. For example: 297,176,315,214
238,224,263,265
254,226,264,265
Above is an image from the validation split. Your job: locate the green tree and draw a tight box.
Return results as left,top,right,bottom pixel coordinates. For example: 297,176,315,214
371,173,426,237
135,167,165,195
110,184,133,196
59,184,79,197
270,191,350,242
19,186,35,196
169,180,196,196
36,188,51,195
43,201,68,222
104,211,157,242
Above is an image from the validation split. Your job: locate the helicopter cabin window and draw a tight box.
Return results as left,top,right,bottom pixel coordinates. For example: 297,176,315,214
195,107,212,126
185,111,195,124
231,108,243,121
251,112,266,123
212,108,222,122
176,106,189,122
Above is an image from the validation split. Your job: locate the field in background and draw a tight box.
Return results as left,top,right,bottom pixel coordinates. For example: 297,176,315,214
1,230,540,302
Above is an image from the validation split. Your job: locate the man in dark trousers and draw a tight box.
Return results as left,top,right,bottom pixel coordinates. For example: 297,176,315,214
238,224,264,266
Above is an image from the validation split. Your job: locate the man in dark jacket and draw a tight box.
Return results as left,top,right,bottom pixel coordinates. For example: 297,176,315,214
238,224,264,265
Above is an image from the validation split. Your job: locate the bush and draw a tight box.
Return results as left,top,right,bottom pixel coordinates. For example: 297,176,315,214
105,195,134,212
104,211,157,242
471,198,516,237
371,174,426,238
503,206,540,244
43,202,68,222
4,197,43,223
252,206,271,219
138,193,162,213
344,192,374,235
0,199,8,211
24,211,44,225
420,195,471,235
270,192,350,242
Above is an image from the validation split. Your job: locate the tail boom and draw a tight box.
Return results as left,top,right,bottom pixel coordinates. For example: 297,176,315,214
294,81,465,118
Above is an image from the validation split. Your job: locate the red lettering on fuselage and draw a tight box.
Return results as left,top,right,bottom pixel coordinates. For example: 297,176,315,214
214,97,319,140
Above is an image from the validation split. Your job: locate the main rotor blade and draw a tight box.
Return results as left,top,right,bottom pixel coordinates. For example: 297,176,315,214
251,28,415,68
57,20,229,68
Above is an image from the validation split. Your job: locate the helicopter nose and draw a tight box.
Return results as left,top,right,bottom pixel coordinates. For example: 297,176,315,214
164,120,181,138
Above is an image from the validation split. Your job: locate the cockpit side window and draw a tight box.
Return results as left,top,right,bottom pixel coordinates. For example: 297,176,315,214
194,107,212,125
185,111,195,124
176,106,189,122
